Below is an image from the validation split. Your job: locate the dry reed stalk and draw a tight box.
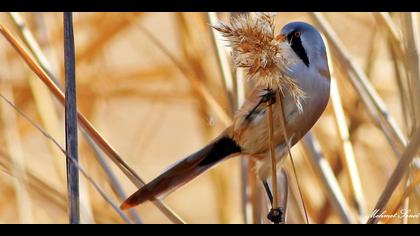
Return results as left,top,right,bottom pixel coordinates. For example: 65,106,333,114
8,13,71,213
0,157,67,223
28,77,66,178
266,102,280,224
249,160,263,224
84,65,175,85
373,13,406,62
285,184,305,223
381,171,420,224
317,199,333,223
134,21,232,128
64,12,80,224
240,155,264,224
207,12,259,223
64,13,105,29
239,158,250,223
0,146,130,223
403,13,420,134
78,178,95,223
0,147,66,207
389,37,412,135
12,14,94,223
8,13,61,86
237,69,258,224
367,129,420,224
207,12,236,112
301,132,355,224
330,70,366,218
315,155,344,223
311,12,407,156
76,13,144,63
400,12,420,135
260,174,288,224
177,13,227,117
235,67,259,224
309,154,343,223
18,13,101,224
226,13,257,224
185,13,240,223
400,13,420,222
235,68,247,108
86,137,142,224
275,91,310,224
0,93,132,223
0,146,132,224
0,82,33,223
378,13,416,139
239,157,259,224
8,12,141,223
177,12,235,223
278,168,289,224
0,23,184,224
364,27,380,79
375,14,415,141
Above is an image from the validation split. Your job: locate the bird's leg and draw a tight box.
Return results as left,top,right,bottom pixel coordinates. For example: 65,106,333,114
262,180,273,205
245,88,277,121
262,180,284,224
264,87,284,224
261,88,276,106
245,99,265,121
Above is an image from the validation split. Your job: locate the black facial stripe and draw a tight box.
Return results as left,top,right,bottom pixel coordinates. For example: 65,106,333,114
287,31,310,67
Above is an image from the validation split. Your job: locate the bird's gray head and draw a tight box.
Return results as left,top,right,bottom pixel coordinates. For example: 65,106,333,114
279,22,328,74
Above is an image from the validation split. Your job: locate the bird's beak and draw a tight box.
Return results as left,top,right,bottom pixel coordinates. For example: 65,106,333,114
275,34,287,42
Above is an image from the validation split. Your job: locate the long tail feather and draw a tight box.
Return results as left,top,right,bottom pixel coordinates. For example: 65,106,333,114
120,131,241,210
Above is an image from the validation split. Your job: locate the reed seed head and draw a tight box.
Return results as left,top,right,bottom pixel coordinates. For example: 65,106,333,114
213,13,305,109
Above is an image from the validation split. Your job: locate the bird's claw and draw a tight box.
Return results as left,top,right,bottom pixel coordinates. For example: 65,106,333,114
267,207,284,224
260,89,276,106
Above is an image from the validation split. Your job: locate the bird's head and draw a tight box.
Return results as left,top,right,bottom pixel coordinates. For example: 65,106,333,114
277,21,330,80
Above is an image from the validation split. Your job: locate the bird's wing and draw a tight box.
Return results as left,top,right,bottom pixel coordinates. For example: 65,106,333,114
231,86,297,155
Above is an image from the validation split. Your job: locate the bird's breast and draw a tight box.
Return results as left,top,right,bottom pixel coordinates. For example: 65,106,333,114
231,72,330,157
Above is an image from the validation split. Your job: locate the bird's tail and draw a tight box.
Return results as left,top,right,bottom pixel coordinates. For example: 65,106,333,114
120,130,241,210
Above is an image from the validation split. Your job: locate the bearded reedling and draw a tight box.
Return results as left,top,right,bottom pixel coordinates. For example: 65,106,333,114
120,14,331,223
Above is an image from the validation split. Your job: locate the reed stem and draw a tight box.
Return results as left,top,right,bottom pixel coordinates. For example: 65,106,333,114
266,102,279,224
64,12,80,224
0,18,184,224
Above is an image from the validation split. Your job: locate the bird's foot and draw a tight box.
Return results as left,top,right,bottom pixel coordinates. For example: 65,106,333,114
260,89,276,106
262,180,274,205
262,180,284,224
267,207,284,224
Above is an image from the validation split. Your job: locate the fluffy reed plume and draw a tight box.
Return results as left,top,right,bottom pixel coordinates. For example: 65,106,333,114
212,13,305,110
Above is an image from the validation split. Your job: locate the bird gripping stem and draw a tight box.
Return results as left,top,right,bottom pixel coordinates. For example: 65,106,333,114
264,88,282,224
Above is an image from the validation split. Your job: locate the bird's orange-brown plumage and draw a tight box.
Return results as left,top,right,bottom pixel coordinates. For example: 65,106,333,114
120,21,331,210
121,82,329,210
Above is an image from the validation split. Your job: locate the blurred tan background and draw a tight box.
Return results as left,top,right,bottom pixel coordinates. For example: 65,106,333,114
0,12,418,224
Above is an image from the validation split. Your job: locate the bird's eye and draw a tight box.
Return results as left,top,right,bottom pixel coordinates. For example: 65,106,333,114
287,30,310,67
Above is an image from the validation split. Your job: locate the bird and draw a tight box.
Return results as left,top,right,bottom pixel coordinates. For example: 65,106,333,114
120,21,331,210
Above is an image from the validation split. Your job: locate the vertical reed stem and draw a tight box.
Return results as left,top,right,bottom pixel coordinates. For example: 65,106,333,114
276,92,310,224
266,102,279,224
265,91,293,224
367,129,420,224
64,12,80,224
